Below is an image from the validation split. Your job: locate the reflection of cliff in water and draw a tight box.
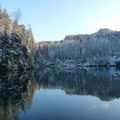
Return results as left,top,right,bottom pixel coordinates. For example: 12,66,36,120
0,71,35,120
34,68,120,101
1,68,120,119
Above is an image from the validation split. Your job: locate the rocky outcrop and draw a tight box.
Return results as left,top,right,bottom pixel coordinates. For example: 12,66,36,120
0,32,33,71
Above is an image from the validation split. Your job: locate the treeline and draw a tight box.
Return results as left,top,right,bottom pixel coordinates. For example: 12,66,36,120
0,7,35,53
34,29,120,67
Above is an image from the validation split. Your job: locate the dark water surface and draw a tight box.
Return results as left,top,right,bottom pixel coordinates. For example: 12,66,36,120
1,68,120,120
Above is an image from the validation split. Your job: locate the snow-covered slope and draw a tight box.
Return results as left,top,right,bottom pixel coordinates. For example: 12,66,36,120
35,28,120,67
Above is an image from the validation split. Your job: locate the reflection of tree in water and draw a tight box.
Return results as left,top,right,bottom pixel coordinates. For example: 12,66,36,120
1,68,120,119
0,71,35,120
34,68,120,101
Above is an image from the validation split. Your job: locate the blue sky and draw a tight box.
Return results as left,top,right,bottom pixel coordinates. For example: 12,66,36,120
1,0,120,42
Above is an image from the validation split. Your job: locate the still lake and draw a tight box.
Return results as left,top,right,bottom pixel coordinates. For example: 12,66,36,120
1,68,120,120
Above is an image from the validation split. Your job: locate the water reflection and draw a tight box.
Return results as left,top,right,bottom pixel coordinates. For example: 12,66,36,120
0,71,35,120
1,68,120,120
34,68,120,101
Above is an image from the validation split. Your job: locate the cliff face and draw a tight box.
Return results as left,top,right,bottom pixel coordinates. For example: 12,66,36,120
0,32,33,71
35,28,120,67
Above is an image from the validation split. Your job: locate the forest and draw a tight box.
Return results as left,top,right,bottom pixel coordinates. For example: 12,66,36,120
34,29,120,68
0,7,36,71
1,8,120,70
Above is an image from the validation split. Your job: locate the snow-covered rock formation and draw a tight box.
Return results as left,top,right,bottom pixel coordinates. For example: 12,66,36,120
35,28,120,68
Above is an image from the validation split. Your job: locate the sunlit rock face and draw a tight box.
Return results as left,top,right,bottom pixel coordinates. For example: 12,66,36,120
0,32,33,71
34,28,120,68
